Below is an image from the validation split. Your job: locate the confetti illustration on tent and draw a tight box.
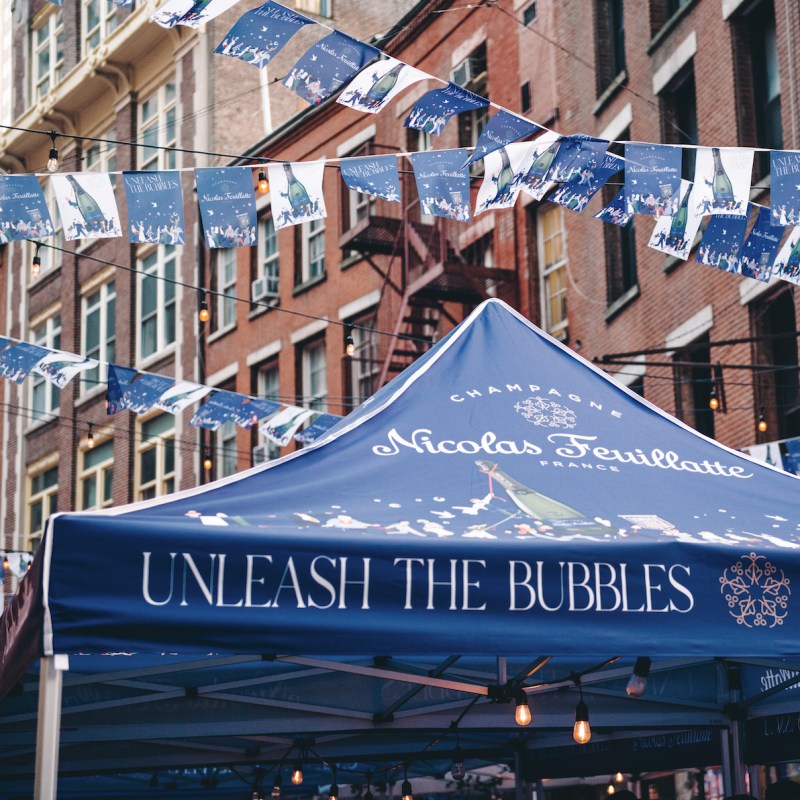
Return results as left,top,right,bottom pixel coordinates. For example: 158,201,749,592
550,153,624,214
214,0,313,69
624,142,682,217
738,206,783,282
340,154,401,202
337,56,428,115
466,109,540,166
268,160,326,229
696,210,750,273
152,0,241,29
123,171,185,245
770,150,800,226
195,167,257,248
647,179,703,260
51,173,122,241
404,82,489,136
689,147,754,217
283,31,379,106
410,149,471,222
0,175,55,241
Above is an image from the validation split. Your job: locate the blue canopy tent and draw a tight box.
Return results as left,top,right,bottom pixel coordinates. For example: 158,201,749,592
2,299,800,799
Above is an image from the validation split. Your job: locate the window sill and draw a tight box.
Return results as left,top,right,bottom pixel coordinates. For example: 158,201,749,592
137,344,177,372
646,0,699,55
248,300,278,320
592,70,628,117
292,272,327,297
340,252,365,271
604,283,640,322
662,254,683,274
207,323,236,345
24,414,59,437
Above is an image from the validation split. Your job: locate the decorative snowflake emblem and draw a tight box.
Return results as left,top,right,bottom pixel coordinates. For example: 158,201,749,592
720,552,791,629
514,396,576,429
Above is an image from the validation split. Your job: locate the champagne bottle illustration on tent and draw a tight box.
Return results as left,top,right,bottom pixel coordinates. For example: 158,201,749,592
475,460,609,534
364,63,404,108
66,175,106,232
709,147,735,208
282,163,312,217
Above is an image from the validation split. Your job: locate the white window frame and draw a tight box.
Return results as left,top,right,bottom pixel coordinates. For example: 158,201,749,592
257,214,280,301
32,10,64,101
137,246,177,362
349,316,379,406
81,279,116,396
295,0,331,16
27,461,58,550
84,134,118,188
538,205,569,340
78,438,114,510
139,81,177,171
82,0,119,54
257,361,282,461
299,217,325,284
300,338,327,411
136,414,176,501
215,419,238,478
30,312,62,421
212,249,237,333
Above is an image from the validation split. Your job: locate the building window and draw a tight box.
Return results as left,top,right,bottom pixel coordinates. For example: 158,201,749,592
138,247,176,361
136,414,175,501
595,0,625,95
31,180,62,279
82,280,115,395
604,139,637,304
215,420,238,478
27,463,58,550
254,214,280,305
523,2,537,25
751,288,800,439
660,64,698,179
297,217,325,285
342,140,376,234
139,81,177,171
347,315,379,407
211,249,237,333
538,205,568,340
299,338,327,411
256,361,282,462
673,335,715,438
84,135,117,187
454,42,489,171
521,81,532,113
79,438,114,510
30,313,61,421
650,0,689,34
295,0,331,16
82,0,119,53
32,11,64,100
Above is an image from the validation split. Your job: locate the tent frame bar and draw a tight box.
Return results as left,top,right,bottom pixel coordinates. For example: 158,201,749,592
33,655,68,800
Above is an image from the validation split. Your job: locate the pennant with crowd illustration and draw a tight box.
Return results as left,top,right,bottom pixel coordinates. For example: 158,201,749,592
155,381,211,414
547,134,609,183
294,412,341,444
594,187,635,227
123,171,185,245
689,147,753,216
771,225,800,285
196,167,257,248
0,175,55,242
234,398,282,429
466,109,540,167
34,352,99,389
550,153,624,213
624,143,682,217
696,210,750,273
340,154,401,202
152,0,241,28
119,374,175,415
475,147,528,215
647,180,703,260
0,342,49,384
404,83,489,136
738,206,783,282
268,160,326,229
262,405,314,447
214,1,313,69
51,173,122,240
770,150,800,226
191,390,246,431
106,365,138,415
338,57,428,115
283,31,379,107
409,149,471,222
516,133,561,200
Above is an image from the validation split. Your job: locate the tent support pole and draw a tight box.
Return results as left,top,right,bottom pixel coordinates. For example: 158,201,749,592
34,655,68,800
514,749,526,800
721,728,733,798
729,718,747,795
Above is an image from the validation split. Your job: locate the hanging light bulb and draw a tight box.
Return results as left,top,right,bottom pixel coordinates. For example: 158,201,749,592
451,745,466,781
271,772,282,798
626,657,651,698
329,767,339,800
291,762,303,786
254,790,265,800
258,170,270,194
2,554,8,573
87,423,95,449
47,131,59,173
614,772,625,784
32,243,42,277
345,326,355,357
709,387,719,411
573,688,591,745
402,766,414,800
203,448,213,472
199,294,210,323
758,406,768,433
607,782,615,795
515,688,532,726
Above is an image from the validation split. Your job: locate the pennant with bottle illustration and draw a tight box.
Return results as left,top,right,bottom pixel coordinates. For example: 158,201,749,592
647,179,703,260
409,149,471,223
214,1,313,70
234,398,282,429
106,365,138,415
268,160,326,229
338,57,428,114
5,552,32,578
515,132,561,200
550,153,624,214
624,143,682,217
155,381,211,414
34,352,99,389
262,405,314,447
283,31,379,107
0,342,50,384
152,0,241,28
191,390,246,431
696,210,750,273
689,147,753,217
738,206,783,282
547,134,609,183
195,167,257,248
0,175,55,241
51,173,122,241
475,147,528,215
404,83,489,137
466,110,540,167
770,151,800,226
119,374,175,415
123,171,185,245
294,412,341,444
340,155,401,202
770,225,800,285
